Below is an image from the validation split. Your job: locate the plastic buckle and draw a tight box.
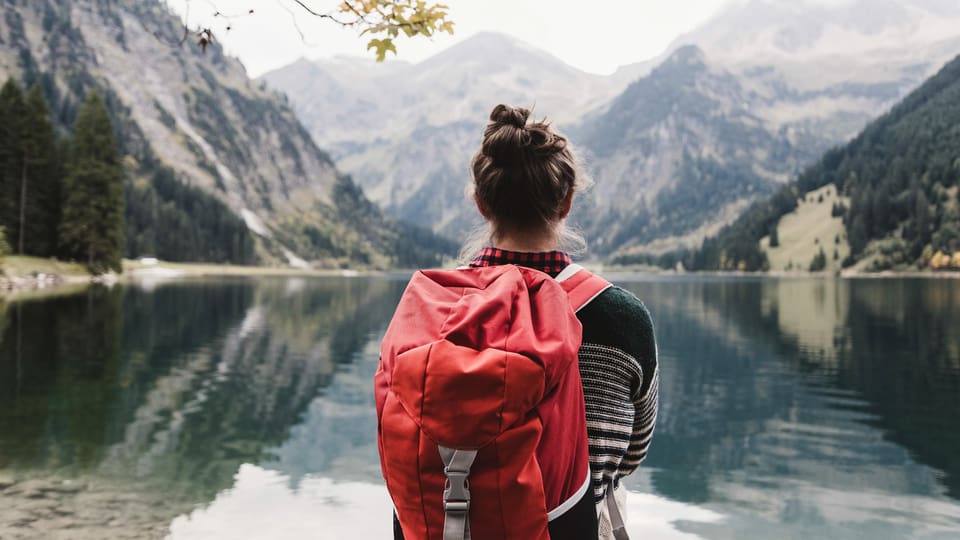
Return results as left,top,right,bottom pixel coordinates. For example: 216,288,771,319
443,470,471,509
444,500,469,512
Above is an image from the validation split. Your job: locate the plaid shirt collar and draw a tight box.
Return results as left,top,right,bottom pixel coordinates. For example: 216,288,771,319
469,247,573,275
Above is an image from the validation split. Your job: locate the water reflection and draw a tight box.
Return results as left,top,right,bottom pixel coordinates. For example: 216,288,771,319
618,277,960,538
1,276,959,539
0,277,406,538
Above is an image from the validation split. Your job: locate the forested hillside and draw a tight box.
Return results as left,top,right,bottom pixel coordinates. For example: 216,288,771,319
0,0,452,270
679,52,960,272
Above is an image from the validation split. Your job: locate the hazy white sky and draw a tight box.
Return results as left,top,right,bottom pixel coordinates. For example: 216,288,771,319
165,0,734,77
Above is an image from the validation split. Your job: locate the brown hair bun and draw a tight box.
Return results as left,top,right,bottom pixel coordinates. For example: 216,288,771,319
471,103,583,232
490,104,530,129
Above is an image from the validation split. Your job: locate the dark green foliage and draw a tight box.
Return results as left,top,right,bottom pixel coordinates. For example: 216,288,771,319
21,84,60,256
800,54,960,260
331,175,457,268
0,66,259,267
686,185,796,270
59,92,125,273
609,249,689,269
693,51,960,270
125,168,256,264
267,174,456,268
1,3,451,270
809,247,827,271
652,155,776,241
0,79,25,250
769,223,779,247
0,79,61,257
0,225,9,260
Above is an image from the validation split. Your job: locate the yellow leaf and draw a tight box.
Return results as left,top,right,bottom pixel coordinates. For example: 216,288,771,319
366,38,397,62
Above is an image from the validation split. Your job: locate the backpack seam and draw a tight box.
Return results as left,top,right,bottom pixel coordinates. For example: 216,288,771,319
417,342,432,538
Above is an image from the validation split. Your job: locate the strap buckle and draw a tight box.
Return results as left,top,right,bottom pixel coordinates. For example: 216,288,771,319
443,469,471,510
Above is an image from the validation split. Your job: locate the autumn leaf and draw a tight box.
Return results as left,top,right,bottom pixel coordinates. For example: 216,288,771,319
367,38,397,62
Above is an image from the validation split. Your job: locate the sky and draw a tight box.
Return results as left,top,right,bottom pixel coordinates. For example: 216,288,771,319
165,0,735,77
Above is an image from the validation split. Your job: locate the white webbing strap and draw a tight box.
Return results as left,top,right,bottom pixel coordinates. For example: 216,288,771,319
438,445,478,540
605,483,630,540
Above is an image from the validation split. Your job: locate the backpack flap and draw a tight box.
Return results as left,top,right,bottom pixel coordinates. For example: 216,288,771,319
390,340,546,449
384,339,552,539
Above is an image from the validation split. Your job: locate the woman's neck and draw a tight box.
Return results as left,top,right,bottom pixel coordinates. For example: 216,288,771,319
491,228,560,253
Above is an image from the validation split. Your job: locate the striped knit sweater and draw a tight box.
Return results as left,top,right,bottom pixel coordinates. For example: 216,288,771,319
470,248,659,503
577,286,659,502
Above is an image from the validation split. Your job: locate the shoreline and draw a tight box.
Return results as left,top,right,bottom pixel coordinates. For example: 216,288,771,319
0,257,383,299
4,257,960,298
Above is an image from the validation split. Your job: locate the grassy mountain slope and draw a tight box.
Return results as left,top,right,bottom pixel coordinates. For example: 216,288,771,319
689,52,960,271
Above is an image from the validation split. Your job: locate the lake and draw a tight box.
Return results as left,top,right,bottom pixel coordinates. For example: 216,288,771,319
1,275,958,539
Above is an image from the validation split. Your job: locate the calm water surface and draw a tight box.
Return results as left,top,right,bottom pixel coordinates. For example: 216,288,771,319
0,275,958,539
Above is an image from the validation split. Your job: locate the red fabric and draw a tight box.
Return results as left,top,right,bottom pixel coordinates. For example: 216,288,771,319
559,268,612,311
376,265,600,539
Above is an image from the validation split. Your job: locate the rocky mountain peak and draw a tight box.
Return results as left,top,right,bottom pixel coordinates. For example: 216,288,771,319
662,44,708,68
672,0,960,63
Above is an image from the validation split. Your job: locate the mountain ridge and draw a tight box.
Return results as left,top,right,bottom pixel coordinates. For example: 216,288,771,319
684,50,960,272
0,0,452,268
263,2,960,258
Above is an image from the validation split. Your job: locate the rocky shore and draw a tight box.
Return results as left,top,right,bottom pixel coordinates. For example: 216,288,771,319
0,473,177,539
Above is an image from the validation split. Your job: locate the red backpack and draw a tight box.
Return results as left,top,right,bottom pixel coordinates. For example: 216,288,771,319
375,263,610,540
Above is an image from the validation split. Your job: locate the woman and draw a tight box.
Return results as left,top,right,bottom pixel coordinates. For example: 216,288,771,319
378,104,658,540
464,104,659,539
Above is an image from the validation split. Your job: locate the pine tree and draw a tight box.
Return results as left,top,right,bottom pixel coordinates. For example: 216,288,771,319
59,92,125,273
809,246,827,272
20,84,60,256
0,225,9,261
0,79,25,251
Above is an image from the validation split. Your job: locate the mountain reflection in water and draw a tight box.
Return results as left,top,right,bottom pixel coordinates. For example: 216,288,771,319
0,275,958,539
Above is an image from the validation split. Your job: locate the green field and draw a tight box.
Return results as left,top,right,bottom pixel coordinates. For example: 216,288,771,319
760,185,851,272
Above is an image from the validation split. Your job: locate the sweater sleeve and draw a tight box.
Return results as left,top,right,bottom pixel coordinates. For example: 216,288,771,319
621,337,658,475
578,286,659,479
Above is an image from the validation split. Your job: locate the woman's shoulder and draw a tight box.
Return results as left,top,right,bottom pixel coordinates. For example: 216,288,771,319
577,283,656,362
586,284,654,329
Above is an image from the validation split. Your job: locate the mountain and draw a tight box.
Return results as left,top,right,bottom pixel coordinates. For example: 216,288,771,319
262,32,632,236
668,0,960,153
572,45,812,255
0,0,451,268
264,3,960,258
670,0,960,64
686,51,960,272
590,0,960,257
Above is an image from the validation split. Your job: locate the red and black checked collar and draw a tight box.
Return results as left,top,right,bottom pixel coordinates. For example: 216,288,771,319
469,247,572,276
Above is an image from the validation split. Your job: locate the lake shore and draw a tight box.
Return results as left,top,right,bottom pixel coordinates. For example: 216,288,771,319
0,256,376,298
4,256,960,298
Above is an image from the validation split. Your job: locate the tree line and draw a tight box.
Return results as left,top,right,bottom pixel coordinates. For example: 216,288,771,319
0,78,124,272
638,51,960,272
0,75,256,272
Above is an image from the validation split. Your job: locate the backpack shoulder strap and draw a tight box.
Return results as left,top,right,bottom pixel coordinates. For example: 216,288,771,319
555,264,612,312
